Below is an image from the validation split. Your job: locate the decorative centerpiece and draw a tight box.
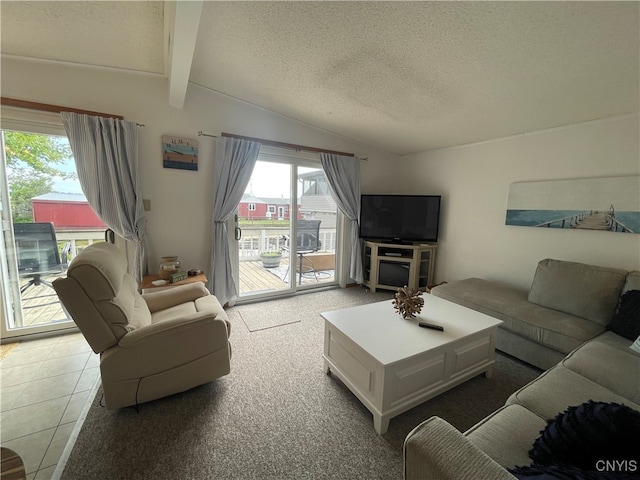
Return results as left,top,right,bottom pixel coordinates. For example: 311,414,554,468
393,286,424,319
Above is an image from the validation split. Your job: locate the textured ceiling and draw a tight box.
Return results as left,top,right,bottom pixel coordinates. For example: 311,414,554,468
2,1,638,155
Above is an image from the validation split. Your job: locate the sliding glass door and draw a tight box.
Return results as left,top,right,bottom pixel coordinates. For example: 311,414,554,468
0,121,100,339
232,148,339,302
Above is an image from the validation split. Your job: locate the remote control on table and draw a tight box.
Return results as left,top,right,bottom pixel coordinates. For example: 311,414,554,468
419,322,444,331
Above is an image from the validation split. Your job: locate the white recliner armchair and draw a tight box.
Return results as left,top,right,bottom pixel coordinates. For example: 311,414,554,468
53,242,231,409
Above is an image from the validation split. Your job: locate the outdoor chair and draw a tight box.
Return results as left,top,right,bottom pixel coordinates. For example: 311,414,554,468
282,219,322,283
13,222,68,295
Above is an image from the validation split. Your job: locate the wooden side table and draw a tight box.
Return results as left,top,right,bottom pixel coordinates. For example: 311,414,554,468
140,273,208,294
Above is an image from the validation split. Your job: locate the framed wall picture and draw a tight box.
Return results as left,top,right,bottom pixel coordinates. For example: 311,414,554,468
506,175,640,234
162,135,198,171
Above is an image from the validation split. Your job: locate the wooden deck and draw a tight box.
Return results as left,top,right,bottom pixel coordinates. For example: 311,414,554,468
13,259,335,328
238,258,335,295
17,275,70,327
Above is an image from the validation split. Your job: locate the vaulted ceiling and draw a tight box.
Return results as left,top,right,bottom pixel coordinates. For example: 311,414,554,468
2,1,638,155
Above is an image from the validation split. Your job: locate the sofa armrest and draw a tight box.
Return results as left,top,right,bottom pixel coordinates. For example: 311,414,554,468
404,417,516,480
142,282,210,312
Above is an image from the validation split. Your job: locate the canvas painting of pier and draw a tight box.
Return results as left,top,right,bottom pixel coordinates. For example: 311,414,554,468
162,135,198,171
506,175,640,234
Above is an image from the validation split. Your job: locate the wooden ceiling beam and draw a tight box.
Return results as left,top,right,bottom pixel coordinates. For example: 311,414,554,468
165,1,203,109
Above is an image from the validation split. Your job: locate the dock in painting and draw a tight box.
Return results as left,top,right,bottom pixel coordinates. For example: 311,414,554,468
506,176,640,234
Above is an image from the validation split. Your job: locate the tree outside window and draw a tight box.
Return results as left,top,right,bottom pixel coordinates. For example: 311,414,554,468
3,131,74,223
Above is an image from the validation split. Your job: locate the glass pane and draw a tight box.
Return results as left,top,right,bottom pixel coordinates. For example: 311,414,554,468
1,130,104,332
296,166,337,288
238,160,293,296
236,157,340,300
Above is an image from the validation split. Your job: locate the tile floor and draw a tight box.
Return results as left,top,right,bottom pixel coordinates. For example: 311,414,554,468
1,332,99,479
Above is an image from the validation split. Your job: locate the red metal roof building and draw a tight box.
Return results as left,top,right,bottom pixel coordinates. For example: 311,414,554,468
31,193,105,229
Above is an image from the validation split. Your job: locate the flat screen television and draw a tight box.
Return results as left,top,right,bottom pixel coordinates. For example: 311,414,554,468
359,194,441,243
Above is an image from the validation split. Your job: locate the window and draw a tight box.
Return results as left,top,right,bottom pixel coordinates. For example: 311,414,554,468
0,108,103,338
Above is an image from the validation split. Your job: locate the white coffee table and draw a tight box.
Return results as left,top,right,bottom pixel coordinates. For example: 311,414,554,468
321,294,503,434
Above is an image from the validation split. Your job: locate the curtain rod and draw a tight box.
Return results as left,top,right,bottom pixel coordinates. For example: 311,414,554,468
198,130,369,160
221,132,357,158
0,97,140,124
197,131,217,138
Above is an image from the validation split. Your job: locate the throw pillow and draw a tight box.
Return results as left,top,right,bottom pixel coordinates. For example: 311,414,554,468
607,290,640,341
529,401,640,472
631,335,640,354
510,464,637,479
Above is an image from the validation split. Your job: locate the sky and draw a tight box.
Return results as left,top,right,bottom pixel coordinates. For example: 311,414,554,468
51,157,83,194
244,161,321,199
245,161,291,198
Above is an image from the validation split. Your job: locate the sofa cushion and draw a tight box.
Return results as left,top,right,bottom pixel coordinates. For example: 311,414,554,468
465,404,547,469
506,365,640,420
528,401,640,470
151,302,197,324
590,331,639,356
64,243,151,340
607,290,640,341
432,278,604,354
66,242,128,300
562,341,640,403
528,259,628,326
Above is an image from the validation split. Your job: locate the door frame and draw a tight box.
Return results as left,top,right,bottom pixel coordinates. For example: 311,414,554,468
0,109,79,340
232,147,342,304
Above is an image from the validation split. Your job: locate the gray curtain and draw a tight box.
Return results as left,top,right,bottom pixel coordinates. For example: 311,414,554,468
209,137,261,306
60,112,147,281
320,153,363,284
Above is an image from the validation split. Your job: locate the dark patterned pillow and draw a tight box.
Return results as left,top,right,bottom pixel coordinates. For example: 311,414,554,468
529,401,640,471
608,290,640,341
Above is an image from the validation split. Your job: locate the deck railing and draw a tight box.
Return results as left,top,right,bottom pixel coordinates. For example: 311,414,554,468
535,211,593,228
50,227,338,263
54,228,105,260
535,210,634,233
608,217,634,233
238,227,336,260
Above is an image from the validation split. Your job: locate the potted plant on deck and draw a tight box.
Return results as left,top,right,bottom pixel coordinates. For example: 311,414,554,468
260,251,282,268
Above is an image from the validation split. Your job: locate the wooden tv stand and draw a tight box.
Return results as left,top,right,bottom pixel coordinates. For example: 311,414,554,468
362,241,437,292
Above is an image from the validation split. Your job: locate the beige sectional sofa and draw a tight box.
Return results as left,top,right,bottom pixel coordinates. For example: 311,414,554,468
403,259,640,479
430,259,639,370
404,331,640,479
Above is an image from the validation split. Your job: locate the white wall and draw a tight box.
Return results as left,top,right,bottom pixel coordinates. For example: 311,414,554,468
400,114,640,289
1,57,397,278
4,57,637,290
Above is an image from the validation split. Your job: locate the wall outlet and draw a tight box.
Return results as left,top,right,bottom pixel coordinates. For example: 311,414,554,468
143,199,151,211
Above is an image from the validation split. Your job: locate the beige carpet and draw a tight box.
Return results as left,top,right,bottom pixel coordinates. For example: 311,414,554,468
238,302,302,331
60,287,541,480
